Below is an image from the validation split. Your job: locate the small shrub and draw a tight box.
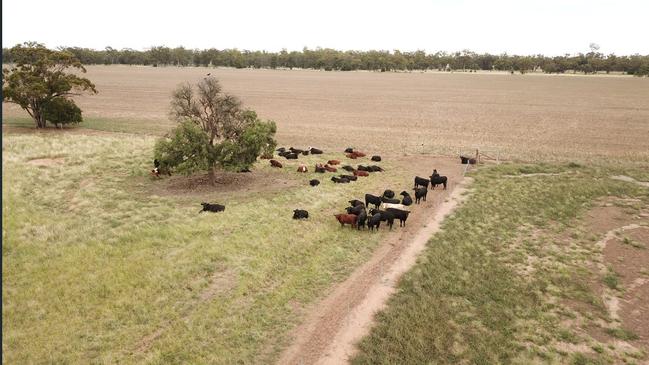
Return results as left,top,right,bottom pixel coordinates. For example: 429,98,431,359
603,271,619,290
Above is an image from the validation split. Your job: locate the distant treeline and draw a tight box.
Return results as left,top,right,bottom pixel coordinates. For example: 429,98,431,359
3,46,649,76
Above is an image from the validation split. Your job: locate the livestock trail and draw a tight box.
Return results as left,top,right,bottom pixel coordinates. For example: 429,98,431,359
278,174,467,364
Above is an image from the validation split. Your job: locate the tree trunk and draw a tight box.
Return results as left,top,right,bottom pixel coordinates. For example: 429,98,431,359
31,103,47,128
208,166,216,186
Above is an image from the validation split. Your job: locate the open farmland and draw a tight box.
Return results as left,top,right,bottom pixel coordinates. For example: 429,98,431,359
3,66,649,364
4,66,649,162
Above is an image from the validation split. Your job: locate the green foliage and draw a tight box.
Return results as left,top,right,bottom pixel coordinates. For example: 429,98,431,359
42,97,83,126
154,120,213,175
2,42,97,128
602,270,619,290
4,44,648,74
213,116,277,171
605,327,639,341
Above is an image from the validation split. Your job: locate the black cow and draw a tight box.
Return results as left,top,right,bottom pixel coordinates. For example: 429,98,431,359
293,209,309,219
382,190,395,199
381,196,400,204
200,202,225,213
284,153,298,159
289,147,304,154
315,165,326,173
357,165,370,172
342,165,355,172
371,155,381,162
365,193,382,209
309,179,320,187
369,165,384,172
310,147,323,154
414,176,430,190
367,212,382,231
400,191,413,206
348,199,365,207
414,187,427,204
386,208,410,227
344,147,355,153
356,210,367,230
339,174,358,181
369,208,395,230
276,147,286,153
346,204,366,216
430,170,448,190
302,150,310,155
332,176,350,183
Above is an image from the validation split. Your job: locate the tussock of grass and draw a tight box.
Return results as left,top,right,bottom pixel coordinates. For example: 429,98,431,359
352,163,648,364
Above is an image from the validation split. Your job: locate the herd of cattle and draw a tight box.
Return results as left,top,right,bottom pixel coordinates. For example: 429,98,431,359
197,145,452,233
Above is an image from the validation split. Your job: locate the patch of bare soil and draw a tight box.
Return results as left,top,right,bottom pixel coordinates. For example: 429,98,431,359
277,174,469,365
26,157,65,167
151,168,298,197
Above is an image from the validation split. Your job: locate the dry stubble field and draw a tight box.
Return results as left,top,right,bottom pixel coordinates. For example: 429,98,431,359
4,66,649,162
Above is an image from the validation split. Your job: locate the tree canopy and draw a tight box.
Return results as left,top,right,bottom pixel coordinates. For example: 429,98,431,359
155,77,276,184
3,42,97,128
4,44,648,76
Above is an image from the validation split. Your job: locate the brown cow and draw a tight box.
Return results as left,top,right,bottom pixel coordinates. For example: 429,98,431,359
353,170,369,177
297,165,308,173
346,153,358,159
324,164,338,172
327,159,341,165
270,160,283,168
353,151,366,157
334,213,358,228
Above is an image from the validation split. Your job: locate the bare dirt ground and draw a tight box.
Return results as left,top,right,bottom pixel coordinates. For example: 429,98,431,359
4,66,649,161
278,165,467,364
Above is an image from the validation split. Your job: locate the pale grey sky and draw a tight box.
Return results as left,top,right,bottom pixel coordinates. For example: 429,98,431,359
3,0,648,55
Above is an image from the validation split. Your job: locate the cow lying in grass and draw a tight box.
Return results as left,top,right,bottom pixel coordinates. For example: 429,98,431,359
293,209,309,219
309,179,320,186
200,203,225,213
400,191,413,206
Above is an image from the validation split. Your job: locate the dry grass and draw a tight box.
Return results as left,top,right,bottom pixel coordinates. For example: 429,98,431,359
4,66,649,162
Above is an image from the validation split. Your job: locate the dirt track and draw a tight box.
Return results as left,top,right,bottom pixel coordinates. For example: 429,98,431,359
277,174,470,364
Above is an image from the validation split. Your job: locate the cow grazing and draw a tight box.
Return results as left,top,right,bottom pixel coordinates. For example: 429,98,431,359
334,213,357,228
369,208,395,230
386,208,410,227
293,209,309,219
331,176,350,183
365,193,382,209
297,165,308,173
309,147,323,154
270,160,283,168
309,179,320,187
369,165,384,172
414,176,430,189
371,155,381,162
353,170,369,177
327,160,341,165
381,196,401,204
339,174,358,181
200,203,225,213
342,165,355,172
324,164,338,173
344,147,355,153
430,170,448,189
367,213,382,231
383,190,395,199
284,153,298,159
348,199,365,207
414,187,427,204
315,164,326,173
400,191,413,206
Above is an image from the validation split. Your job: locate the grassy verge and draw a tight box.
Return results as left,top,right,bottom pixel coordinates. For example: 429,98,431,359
352,163,649,364
3,116,173,135
2,132,421,364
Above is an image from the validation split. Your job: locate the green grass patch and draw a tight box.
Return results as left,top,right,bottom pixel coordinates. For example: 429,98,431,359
605,327,639,341
352,162,648,364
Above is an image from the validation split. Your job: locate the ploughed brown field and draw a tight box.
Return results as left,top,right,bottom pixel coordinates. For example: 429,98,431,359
3,65,649,162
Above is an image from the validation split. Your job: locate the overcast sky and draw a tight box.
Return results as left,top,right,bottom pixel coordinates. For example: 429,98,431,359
3,0,648,55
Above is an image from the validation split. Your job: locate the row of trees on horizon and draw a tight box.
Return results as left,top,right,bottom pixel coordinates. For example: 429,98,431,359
3,44,649,76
